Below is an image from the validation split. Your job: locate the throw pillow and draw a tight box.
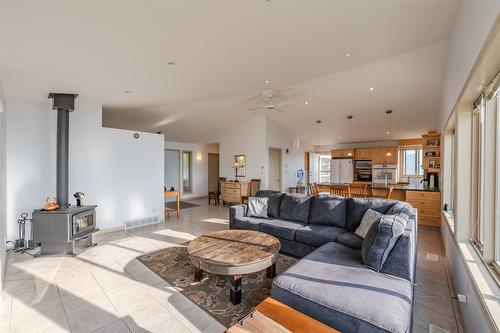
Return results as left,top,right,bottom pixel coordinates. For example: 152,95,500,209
279,194,312,223
255,190,284,218
355,209,382,239
345,198,395,231
247,197,269,218
361,214,407,272
309,196,347,228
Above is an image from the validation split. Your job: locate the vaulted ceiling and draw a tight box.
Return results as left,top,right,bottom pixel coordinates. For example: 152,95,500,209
1,1,458,144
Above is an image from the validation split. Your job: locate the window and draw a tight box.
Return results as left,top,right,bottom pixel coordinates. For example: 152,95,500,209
469,71,500,274
400,147,423,177
318,154,331,183
182,151,192,193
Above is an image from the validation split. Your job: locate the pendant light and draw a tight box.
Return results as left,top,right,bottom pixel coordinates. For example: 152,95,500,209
346,115,353,156
385,110,393,156
315,120,322,151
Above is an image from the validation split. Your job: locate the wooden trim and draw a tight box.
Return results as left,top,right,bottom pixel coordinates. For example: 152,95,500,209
399,138,422,146
256,298,340,333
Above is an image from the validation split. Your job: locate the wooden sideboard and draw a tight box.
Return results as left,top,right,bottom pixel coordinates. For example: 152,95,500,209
405,190,441,227
221,182,249,205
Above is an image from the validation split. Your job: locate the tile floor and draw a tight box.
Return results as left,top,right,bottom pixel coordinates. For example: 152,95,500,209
1,198,463,333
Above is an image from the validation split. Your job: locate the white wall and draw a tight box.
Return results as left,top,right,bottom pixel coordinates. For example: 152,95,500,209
265,118,305,191
219,116,267,183
0,87,6,290
218,116,305,191
164,140,218,199
439,3,500,331
440,2,500,127
5,101,164,240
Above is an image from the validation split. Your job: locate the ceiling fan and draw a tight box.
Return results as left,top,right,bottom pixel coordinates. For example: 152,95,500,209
248,84,290,112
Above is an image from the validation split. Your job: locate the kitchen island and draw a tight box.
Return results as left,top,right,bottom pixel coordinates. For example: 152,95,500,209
316,182,441,227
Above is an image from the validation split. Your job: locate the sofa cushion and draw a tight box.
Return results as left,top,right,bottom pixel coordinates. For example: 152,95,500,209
279,194,312,223
232,216,263,231
346,198,395,231
271,241,412,333
309,196,347,228
387,201,413,219
355,208,383,239
247,197,268,218
255,190,283,218
295,225,345,247
259,219,306,241
335,231,363,249
362,214,408,272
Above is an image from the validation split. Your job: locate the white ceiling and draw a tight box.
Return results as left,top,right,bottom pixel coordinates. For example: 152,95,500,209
1,1,458,144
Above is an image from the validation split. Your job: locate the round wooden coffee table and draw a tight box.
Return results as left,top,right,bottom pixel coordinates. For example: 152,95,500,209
187,229,280,305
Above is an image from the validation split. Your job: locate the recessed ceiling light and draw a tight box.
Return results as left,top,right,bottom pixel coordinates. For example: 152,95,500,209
369,87,374,91
124,90,133,94
304,101,309,105
167,61,176,65
265,80,270,84
345,52,352,57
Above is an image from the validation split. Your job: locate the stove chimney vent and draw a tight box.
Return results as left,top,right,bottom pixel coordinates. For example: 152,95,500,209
48,93,78,208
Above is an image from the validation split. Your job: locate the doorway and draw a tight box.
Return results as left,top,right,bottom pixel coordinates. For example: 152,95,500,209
208,153,220,193
268,148,282,191
164,149,180,201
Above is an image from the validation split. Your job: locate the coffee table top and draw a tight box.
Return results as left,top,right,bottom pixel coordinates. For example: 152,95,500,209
187,230,280,276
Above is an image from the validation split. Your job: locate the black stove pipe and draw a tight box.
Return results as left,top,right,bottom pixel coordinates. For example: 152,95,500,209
48,93,78,209
56,109,70,208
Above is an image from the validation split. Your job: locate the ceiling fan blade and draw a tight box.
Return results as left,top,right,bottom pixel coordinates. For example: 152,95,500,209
248,106,264,111
275,102,291,107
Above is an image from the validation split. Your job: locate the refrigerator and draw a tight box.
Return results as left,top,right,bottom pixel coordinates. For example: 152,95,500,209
330,158,354,184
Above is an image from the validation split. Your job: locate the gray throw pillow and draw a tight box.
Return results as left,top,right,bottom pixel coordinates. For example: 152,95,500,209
255,190,283,218
346,198,396,231
361,214,408,272
279,194,311,223
247,197,269,218
355,209,382,239
309,196,347,228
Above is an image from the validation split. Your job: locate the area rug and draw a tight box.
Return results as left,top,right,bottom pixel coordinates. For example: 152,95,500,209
165,201,200,210
137,245,296,327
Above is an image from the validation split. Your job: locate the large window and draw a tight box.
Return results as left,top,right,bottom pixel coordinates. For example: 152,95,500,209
469,72,499,273
400,147,423,177
318,154,331,183
182,151,192,193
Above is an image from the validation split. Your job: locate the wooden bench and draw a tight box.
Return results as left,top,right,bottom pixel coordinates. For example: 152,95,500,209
227,297,340,333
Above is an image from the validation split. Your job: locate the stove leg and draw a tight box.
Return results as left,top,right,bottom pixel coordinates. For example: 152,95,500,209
230,275,242,305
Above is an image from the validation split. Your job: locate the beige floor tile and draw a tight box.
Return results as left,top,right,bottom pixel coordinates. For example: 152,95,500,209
10,286,70,333
123,301,190,333
61,290,120,333
91,319,131,333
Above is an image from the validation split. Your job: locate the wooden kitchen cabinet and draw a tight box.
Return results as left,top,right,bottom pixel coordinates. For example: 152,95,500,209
405,190,441,227
372,147,398,164
331,149,354,158
354,148,372,160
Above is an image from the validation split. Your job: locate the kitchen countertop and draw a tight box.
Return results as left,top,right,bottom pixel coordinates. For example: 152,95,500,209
318,182,440,192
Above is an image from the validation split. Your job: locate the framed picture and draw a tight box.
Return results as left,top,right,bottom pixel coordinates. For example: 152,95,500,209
234,155,246,177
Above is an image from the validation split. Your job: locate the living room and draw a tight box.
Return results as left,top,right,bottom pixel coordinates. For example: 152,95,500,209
0,1,499,333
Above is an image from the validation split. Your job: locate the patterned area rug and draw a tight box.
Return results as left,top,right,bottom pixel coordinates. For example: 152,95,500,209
137,245,296,327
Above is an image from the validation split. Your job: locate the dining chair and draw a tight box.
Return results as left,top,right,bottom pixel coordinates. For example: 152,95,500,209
208,177,226,205
241,179,261,203
330,185,350,197
349,183,368,198
386,186,394,199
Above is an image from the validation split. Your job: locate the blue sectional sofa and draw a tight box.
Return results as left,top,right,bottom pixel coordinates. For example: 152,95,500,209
229,190,417,333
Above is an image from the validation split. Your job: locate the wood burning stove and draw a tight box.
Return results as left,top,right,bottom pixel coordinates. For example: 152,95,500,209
32,93,98,255
33,206,97,255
